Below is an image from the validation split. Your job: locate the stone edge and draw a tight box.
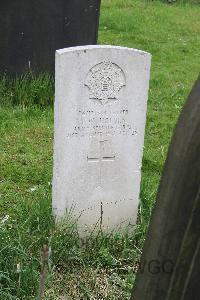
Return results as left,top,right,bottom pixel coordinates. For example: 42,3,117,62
56,45,151,58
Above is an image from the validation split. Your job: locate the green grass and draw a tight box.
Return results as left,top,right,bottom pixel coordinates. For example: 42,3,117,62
0,0,199,298
0,73,54,107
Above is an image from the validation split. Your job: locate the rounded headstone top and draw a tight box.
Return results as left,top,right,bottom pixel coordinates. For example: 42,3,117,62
56,45,151,58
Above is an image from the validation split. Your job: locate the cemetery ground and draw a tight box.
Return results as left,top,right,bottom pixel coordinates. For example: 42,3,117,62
0,1,199,299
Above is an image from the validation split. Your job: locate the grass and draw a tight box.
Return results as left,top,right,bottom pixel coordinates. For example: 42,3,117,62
0,0,199,298
0,73,54,107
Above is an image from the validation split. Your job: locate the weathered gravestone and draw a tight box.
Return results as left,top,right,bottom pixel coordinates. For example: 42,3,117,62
0,0,101,75
53,45,151,235
131,76,200,300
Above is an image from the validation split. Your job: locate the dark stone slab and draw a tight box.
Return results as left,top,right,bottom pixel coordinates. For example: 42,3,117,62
131,76,200,300
0,0,101,75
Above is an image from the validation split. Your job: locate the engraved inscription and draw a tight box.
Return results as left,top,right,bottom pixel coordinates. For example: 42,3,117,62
66,108,137,138
85,61,126,105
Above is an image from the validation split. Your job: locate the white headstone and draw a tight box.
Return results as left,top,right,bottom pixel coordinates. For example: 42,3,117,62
53,45,151,235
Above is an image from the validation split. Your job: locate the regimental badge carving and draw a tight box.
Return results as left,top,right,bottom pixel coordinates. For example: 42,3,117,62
85,61,126,105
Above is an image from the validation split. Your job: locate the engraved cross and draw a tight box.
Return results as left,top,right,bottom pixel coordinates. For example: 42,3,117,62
87,139,115,186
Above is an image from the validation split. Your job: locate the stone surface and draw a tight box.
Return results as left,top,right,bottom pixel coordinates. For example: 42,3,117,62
53,45,151,234
131,77,200,300
0,0,101,75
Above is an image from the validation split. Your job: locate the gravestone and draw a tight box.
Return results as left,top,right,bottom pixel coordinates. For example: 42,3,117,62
53,45,151,235
131,76,200,300
0,0,101,75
